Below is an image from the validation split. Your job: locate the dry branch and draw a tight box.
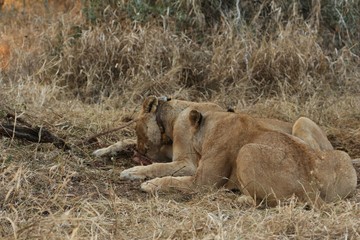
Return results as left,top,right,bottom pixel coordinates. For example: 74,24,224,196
0,124,71,150
83,119,137,145
0,108,70,150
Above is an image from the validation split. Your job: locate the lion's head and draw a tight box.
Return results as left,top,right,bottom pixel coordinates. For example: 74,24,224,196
135,96,172,162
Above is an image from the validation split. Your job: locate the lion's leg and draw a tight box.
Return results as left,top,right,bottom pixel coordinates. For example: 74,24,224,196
121,123,200,180
236,143,322,207
140,176,195,193
93,139,136,157
120,160,197,180
292,117,333,150
120,144,197,181
141,152,235,193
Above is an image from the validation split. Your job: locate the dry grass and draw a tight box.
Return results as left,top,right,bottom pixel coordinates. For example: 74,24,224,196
1,1,360,239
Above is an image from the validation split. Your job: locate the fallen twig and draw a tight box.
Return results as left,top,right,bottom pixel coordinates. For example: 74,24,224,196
83,119,137,145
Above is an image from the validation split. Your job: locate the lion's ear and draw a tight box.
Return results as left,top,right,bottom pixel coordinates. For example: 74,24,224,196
189,110,202,128
142,96,159,113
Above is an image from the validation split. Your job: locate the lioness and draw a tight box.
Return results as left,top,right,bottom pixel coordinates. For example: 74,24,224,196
93,96,224,162
94,96,334,182
140,109,357,206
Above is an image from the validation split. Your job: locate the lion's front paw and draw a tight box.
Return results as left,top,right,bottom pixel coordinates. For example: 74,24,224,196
93,139,136,157
92,148,109,157
140,178,162,193
120,167,148,180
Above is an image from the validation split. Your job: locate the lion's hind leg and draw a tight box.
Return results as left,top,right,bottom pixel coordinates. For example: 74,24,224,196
236,143,320,207
292,117,333,151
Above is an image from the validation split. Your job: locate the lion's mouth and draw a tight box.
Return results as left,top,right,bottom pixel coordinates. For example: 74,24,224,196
132,150,153,165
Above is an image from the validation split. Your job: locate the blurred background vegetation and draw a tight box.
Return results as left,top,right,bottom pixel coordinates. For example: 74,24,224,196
0,0,359,104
